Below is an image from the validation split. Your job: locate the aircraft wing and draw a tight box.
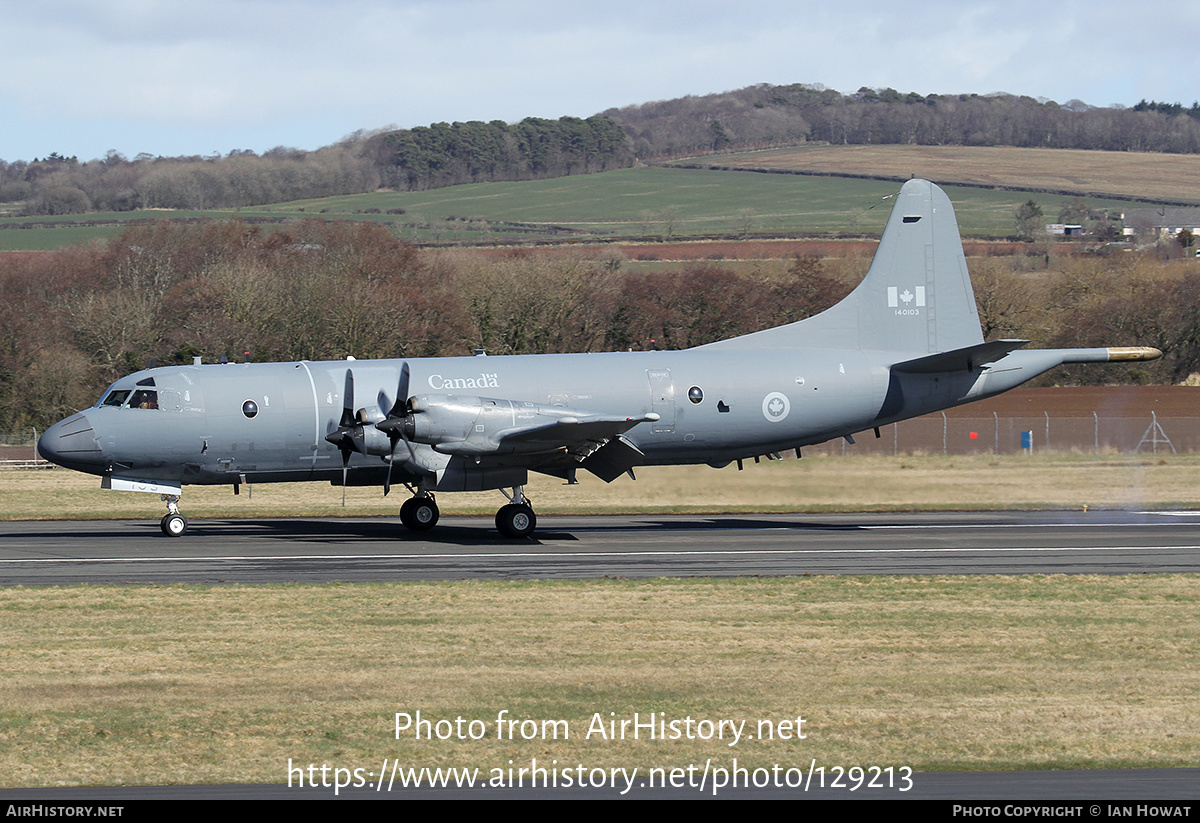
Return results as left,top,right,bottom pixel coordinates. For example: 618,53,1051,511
490,413,656,452
488,412,657,482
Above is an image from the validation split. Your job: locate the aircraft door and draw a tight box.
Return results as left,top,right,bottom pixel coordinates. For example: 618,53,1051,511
646,369,676,433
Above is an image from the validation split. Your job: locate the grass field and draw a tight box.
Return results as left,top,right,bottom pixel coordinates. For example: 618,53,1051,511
0,148,1184,250
144,167,1177,238
1,576,1197,788
699,144,1200,204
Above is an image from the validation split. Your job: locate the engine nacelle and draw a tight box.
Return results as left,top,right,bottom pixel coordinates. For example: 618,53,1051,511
351,422,394,456
349,407,394,456
402,394,581,456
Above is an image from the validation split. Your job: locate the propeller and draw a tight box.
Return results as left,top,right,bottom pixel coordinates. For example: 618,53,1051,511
324,370,357,506
377,362,415,496
325,364,420,500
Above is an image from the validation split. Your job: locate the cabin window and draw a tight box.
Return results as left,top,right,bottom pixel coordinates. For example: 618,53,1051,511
687,386,704,404
101,389,130,407
242,400,259,419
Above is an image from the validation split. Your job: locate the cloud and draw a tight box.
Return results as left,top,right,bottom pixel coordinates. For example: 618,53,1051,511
1,0,1197,160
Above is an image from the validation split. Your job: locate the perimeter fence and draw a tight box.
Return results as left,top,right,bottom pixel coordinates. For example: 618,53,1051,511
0,429,48,469
801,411,1193,457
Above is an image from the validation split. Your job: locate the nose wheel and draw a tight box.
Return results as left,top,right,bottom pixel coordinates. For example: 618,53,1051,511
159,495,188,537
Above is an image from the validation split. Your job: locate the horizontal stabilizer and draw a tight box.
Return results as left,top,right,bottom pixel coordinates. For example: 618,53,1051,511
893,339,1029,374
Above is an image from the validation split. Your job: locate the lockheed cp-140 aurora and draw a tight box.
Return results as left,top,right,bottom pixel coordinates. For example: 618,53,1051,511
38,180,1159,538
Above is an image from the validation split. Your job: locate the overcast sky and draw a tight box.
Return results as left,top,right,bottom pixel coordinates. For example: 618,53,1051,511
2,0,1196,162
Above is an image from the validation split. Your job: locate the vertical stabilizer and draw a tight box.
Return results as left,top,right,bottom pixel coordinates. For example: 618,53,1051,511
700,179,984,354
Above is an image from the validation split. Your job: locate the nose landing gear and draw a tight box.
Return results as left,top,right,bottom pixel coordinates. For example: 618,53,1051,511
159,494,188,537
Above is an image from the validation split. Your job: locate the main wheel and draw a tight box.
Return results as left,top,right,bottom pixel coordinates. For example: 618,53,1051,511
160,513,188,537
400,497,439,532
495,503,536,539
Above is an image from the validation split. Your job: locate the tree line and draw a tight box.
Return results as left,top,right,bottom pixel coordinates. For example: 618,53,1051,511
0,116,635,216
366,116,634,190
2,219,1197,431
605,84,1200,157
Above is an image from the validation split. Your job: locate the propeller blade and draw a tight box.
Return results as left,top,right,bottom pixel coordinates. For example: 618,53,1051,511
331,369,356,506
339,370,356,429
341,450,349,507
383,362,410,424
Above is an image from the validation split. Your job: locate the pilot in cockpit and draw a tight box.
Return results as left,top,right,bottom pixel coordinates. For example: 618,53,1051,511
129,389,158,409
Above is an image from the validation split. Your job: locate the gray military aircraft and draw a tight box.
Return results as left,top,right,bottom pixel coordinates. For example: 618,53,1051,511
38,179,1159,538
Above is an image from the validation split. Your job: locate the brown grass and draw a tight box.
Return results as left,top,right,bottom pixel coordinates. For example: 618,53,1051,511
1,575,1196,788
707,145,1200,203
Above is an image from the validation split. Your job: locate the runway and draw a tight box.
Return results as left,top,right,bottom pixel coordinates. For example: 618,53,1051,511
3,509,1200,585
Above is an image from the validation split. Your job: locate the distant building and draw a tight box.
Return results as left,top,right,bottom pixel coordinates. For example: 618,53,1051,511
1045,223,1085,236
1121,208,1200,239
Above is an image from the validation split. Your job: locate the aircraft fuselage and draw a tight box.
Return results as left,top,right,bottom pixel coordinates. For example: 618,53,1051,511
45,346,910,488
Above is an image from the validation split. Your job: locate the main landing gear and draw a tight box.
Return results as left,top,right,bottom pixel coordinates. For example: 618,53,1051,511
399,494,439,531
495,486,536,539
396,486,537,539
160,494,188,537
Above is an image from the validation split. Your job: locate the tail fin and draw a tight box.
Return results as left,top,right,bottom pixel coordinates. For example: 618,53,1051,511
700,179,983,354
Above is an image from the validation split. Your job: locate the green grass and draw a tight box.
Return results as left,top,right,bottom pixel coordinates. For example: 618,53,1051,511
0,165,1170,250
249,167,1153,237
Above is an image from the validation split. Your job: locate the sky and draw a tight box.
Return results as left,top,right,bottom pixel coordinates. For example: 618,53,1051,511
2,0,1197,162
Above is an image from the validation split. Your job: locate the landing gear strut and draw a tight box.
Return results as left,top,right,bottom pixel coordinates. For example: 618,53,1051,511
495,486,536,539
159,494,188,537
400,494,439,531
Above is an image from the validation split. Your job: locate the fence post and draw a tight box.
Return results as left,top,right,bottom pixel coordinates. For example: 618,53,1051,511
942,412,947,455
993,412,999,455
1045,411,1050,454
1094,411,1099,455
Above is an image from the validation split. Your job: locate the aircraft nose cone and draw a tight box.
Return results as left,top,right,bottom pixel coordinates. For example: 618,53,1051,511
38,413,106,473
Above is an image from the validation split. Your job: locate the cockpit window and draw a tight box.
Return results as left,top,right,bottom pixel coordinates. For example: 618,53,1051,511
129,389,158,409
100,388,160,409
